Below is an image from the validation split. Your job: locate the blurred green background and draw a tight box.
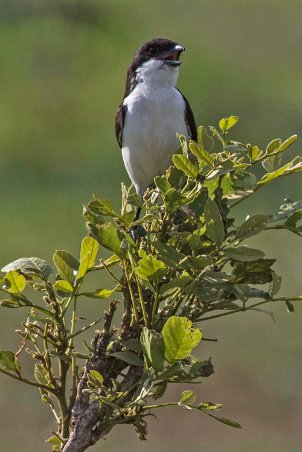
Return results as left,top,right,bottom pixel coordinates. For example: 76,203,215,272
0,0,301,451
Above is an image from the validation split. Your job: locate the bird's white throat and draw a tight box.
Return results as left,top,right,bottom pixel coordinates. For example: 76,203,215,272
135,58,180,87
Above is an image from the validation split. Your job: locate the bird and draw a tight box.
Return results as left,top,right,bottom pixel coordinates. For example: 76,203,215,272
115,38,197,200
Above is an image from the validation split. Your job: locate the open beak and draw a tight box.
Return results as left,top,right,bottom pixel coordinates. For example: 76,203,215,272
161,45,185,66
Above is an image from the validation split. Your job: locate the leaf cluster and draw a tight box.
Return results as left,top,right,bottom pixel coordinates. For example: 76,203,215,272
0,117,301,451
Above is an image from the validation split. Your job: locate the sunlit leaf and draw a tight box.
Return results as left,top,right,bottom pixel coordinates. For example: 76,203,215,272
1,257,53,279
154,175,171,194
266,138,282,155
53,280,73,294
135,250,165,280
219,116,239,133
89,370,104,384
172,154,198,178
53,250,78,284
162,316,202,363
34,364,53,386
275,135,298,154
189,141,214,167
197,126,214,152
77,237,99,280
80,287,117,299
177,133,189,157
179,390,196,405
5,271,26,294
86,198,119,218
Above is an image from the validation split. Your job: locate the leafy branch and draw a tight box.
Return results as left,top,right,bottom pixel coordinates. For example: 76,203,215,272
0,116,301,451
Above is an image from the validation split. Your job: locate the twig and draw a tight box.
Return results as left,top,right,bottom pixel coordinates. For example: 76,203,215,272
0,367,56,393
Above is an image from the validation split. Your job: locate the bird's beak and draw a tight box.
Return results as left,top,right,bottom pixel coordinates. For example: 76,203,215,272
161,45,185,66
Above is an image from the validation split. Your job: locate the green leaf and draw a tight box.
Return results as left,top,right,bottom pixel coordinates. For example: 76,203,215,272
162,316,202,363
247,145,262,162
197,126,214,152
1,257,53,279
172,154,198,178
46,435,62,451
179,390,196,405
198,402,223,410
0,299,22,308
5,270,26,294
154,175,171,194
258,158,302,185
5,271,26,294
153,381,168,399
77,237,99,280
53,280,73,294
159,272,191,295
86,198,118,217
80,287,117,299
135,250,165,280
152,241,185,268
91,222,123,258
140,327,164,373
204,412,242,428
262,153,282,172
164,189,188,211
110,351,144,367
219,116,239,133
275,134,298,154
209,125,224,143
266,138,282,155
53,251,79,284
224,246,265,262
189,141,214,167
202,272,235,284
177,133,189,156
0,351,20,373
204,199,225,245
236,214,268,240
232,259,275,284
89,370,104,384
284,209,302,228
34,364,52,386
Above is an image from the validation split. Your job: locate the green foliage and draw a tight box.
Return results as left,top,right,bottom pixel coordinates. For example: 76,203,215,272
0,117,301,451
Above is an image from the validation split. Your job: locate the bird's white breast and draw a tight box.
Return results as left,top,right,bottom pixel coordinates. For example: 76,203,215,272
122,75,188,196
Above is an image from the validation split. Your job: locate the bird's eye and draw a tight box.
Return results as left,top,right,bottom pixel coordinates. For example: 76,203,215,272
149,46,158,55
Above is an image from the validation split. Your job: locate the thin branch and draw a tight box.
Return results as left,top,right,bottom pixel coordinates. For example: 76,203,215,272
0,367,56,393
65,317,102,342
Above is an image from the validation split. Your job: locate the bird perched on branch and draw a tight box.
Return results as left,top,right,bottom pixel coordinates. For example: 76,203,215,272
115,38,197,198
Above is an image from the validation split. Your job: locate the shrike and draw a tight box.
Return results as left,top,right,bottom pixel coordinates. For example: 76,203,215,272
115,38,197,197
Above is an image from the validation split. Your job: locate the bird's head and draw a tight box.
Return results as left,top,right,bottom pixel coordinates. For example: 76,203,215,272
130,38,185,87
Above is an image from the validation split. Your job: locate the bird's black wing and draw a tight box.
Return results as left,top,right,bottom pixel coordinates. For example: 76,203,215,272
115,103,127,148
177,89,197,142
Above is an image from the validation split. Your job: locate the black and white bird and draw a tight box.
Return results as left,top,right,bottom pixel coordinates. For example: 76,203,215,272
115,38,197,197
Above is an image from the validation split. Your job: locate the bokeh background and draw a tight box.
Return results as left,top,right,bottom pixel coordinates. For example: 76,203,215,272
0,1,301,451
